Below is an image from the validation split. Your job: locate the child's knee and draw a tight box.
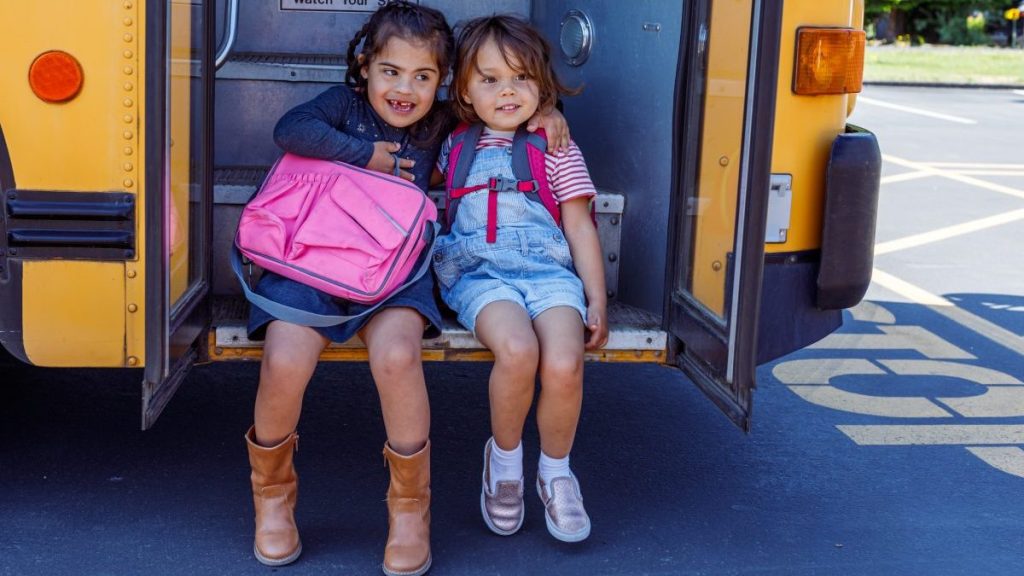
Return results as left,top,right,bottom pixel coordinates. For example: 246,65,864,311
493,334,540,369
370,338,421,377
540,353,584,390
262,346,313,379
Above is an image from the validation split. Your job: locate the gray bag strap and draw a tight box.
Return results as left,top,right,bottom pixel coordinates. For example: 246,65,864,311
231,222,438,328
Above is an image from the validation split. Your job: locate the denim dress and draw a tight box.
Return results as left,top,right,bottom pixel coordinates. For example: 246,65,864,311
432,140,586,334
247,85,443,342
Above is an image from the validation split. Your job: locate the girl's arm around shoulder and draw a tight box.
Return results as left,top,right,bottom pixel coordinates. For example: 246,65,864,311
273,84,375,167
527,105,570,154
560,198,608,350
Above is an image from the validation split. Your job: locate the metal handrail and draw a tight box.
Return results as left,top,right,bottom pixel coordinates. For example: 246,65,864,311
214,0,239,70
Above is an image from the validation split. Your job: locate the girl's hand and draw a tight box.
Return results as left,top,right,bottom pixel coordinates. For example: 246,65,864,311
368,141,416,181
584,303,608,350
527,107,570,154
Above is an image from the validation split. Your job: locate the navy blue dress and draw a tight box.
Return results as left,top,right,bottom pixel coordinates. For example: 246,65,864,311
247,84,443,342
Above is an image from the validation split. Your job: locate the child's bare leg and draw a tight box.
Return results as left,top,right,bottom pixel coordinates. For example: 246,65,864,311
475,301,539,450
361,307,430,456
532,307,585,459
254,320,328,446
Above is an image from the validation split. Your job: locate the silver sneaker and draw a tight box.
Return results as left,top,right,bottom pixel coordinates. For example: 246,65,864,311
536,473,591,543
480,437,525,536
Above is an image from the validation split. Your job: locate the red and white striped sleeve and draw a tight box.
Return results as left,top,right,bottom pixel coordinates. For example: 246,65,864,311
546,140,596,204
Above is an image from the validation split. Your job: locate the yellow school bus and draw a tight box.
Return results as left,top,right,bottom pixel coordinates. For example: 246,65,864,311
0,0,879,430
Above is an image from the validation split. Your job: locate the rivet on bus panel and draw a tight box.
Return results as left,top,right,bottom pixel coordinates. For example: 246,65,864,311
124,18,133,26
123,82,133,91
123,98,133,107
127,304,138,313
123,130,133,140
123,66,134,75
123,163,133,171
127,270,137,279
712,261,723,271
127,356,138,366
719,156,729,166
124,147,134,156
123,33,133,42
123,50,133,59
123,178,134,188
123,115,133,123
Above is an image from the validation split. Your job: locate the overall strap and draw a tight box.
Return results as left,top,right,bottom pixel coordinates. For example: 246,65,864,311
444,122,485,231
512,126,561,227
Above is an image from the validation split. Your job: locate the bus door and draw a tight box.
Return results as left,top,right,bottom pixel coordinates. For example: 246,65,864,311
142,0,215,429
665,0,783,431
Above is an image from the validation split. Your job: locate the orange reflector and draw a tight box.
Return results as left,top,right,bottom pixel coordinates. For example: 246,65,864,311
29,50,84,103
793,28,864,96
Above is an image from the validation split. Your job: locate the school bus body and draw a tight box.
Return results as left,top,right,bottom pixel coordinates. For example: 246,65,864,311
0,0,880,430
0,4,144,367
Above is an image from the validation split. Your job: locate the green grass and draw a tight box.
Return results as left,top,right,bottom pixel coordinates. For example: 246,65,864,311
864,45,1024,85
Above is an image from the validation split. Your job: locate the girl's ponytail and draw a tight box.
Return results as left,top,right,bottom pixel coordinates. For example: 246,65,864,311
344,23,371,91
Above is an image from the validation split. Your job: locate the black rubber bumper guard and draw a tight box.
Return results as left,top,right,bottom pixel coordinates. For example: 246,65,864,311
1,189,136,279
817,124,882,310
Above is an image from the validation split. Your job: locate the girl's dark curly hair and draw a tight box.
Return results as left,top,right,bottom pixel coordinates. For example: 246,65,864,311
344,0,456,148
451,15,580,125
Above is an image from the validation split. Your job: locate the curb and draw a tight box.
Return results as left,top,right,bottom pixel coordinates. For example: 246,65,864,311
864,81,1024,90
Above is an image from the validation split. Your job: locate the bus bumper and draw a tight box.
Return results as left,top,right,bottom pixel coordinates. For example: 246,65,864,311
817,124,882,310
755,124,881,365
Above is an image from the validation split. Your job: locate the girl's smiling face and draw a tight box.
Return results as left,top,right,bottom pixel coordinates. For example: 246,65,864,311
461,39,540,133
361,36,441,128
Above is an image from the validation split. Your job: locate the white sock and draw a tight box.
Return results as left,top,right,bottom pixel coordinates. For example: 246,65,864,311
489,439,523,491
538,451,572,483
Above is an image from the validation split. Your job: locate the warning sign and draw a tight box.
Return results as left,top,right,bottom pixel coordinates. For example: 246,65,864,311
281,0,419,13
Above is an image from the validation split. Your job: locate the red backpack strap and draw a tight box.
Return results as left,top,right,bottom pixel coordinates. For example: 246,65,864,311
511,126,560,227
444,122,485,231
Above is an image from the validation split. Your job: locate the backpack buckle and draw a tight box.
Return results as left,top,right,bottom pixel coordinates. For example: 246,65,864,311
517,179,539,193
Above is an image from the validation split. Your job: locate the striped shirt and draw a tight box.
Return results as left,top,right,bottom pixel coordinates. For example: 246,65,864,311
437,128,597,204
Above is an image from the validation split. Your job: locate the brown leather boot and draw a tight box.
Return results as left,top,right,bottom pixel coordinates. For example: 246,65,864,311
382,440,431,576
245,426,302,566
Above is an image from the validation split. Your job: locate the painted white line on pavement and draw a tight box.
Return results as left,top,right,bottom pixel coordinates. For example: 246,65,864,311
871,268,1024,358
848,300,896,324
883,154,1024,201
838,424,1024,445
871,268,950,306
966,447,1024,478
953,170,1024,176
874,208,1024,255
880,171,932,185
1014,89,1024,97
858,96,977,124
926,162,1024,169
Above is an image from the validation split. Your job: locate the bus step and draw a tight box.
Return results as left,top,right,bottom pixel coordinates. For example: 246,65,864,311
210,299,666,364
217,52,346,84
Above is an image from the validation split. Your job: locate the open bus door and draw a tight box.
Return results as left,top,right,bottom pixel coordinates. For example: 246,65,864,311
665,0,783,431
142,0,215,429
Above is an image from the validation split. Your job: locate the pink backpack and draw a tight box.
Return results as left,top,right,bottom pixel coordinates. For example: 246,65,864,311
444,123,559,243
233,153,436,326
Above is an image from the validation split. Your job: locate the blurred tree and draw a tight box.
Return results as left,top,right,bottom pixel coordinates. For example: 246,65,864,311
867,0,1013,43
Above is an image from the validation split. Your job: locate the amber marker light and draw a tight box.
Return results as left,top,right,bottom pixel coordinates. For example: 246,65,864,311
793,28,865,96
29,50,84,103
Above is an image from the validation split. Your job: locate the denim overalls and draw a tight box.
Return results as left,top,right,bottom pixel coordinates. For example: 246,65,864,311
433,134,587,334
